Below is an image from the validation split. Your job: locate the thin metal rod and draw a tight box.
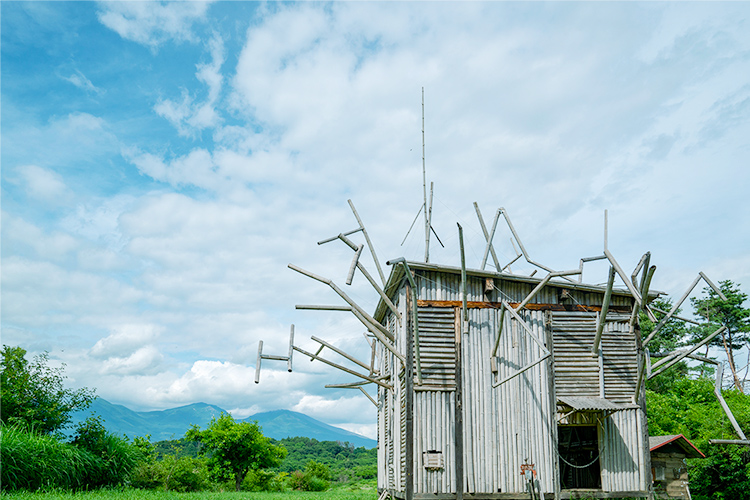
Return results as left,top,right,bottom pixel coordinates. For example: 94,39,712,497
492,306,506,358
700,271,728,301
715,364,748,440
325,380,372,388
318,227,361,245
254,340,263,384
348,199,386,286
474,203,501,271
261,354,289,361
422,87,429,265
649,326,727,378
483,209,501,271
401,204,424,246
603,209,608,251
288,263,393,342
293,345,392,389
349,307,404,362
311,335,371,371
709,439,750,446
426,181,434,262
644,274,702,345
514,269,581,312
295,304,352,311
287,325,294,372
359,386,378,407
346,244,364,285
504,301,549,354
458,224,468,324
492,353,551,387
593,266,616,354
500,207,577,283
651,307,701,325
338,233,401,322
604,248,643,307
388,257,422,384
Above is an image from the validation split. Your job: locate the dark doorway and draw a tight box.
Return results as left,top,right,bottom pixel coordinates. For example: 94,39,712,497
558,425,602,489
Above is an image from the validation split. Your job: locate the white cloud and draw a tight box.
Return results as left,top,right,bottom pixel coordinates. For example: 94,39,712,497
62,70,102,95
4,1,750,427
98,346,165,376
90,324,162,358
15,165,73,204
154,34,225,136
96,1,213,48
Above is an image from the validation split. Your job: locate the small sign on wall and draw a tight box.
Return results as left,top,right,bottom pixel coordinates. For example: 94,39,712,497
423,450,444,470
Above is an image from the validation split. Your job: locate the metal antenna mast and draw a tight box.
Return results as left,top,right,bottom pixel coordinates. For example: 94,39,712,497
422,87,431,263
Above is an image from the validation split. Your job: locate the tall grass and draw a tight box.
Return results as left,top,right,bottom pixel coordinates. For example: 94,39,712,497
1,424,99,491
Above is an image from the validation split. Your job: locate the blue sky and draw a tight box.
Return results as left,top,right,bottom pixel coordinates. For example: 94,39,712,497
2,1,750,439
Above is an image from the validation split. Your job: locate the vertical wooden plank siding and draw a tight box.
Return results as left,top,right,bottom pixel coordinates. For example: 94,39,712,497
377,269,647,498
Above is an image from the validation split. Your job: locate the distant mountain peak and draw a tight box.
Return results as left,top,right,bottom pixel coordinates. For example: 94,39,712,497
70,399,376,448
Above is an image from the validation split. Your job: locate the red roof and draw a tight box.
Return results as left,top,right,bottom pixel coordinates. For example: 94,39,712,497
649,434,705,458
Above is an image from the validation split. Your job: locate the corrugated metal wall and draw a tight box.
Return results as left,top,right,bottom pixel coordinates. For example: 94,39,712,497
377,269,647,497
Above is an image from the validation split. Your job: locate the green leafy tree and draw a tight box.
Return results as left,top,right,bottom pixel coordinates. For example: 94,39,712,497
690,281,750,392
640,298,693,393
1,345,95,434
186,413,286,491
646,377,750,499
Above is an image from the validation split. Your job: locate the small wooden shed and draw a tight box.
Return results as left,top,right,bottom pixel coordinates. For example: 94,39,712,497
373,261,653,499
649,435,704,499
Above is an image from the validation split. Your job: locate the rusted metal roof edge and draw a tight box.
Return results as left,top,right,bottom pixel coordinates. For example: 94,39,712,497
373,259,662,323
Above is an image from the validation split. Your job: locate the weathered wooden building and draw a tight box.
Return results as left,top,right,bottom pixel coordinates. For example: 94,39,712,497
373,261,653,499
649,435,704,499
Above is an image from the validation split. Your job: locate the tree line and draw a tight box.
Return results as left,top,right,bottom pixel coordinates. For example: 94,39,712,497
0,345,373,493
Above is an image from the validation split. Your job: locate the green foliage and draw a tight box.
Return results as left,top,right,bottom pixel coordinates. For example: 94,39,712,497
1,346,95,434
70,416,143,487
0,423,98,491
186,413,286,491
241,469,287,492
690,280,750,391
274,436,377,482
646,377,750,499
640,298,693,393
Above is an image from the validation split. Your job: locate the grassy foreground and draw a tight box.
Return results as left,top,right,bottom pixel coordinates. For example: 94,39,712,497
0,483,379,500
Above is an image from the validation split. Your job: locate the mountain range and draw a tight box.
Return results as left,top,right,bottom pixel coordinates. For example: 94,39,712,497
70,398,377,448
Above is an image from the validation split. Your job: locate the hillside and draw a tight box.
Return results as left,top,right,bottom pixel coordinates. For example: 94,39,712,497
70,398,376,448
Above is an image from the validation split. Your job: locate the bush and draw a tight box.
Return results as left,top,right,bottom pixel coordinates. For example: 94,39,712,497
287,460,330,491
242,469,287,492
129,441,211,493
1,423,98,491
70,416,142,487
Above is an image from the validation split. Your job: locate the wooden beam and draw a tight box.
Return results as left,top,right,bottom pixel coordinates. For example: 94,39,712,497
416,299,630,313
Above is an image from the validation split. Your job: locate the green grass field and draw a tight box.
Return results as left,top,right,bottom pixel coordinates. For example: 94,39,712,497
0,483,378,500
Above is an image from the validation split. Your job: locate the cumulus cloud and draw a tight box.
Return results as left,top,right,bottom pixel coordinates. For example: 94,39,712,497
90,324,162,358
96,1,214,48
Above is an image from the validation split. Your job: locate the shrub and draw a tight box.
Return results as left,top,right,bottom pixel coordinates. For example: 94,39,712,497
130,453,210,491
1,423,98,491
242,469,287,492
70,416,142,487
287,460,331,491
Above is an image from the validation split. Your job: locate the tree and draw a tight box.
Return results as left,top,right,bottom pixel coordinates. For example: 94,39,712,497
186,413,286,491
646,377,750,499
640,298,692,393
1,345,95,434
690,281,750,392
